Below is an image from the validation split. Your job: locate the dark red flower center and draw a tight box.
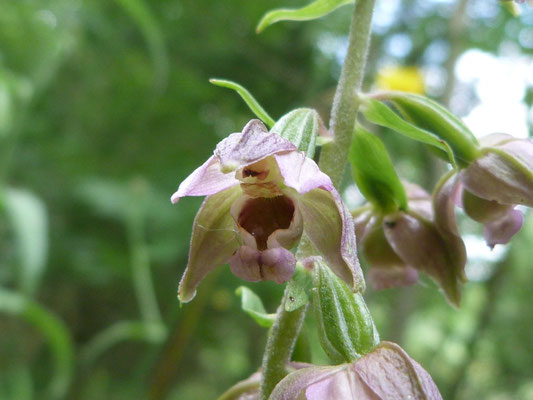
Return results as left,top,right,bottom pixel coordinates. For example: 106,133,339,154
238,196,295,250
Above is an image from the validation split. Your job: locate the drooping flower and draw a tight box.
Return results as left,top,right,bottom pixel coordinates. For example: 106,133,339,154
172,119,363,302
270,341,442,400
353,181,466,306
452,133,533,247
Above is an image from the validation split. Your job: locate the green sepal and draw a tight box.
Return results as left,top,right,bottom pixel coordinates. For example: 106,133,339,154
256,0,354,33
349,123,407,213
360,97,458,168
311,258,380,364
235,286,276,328
284,263,313,312
371,92,481,166
271,108,322,158
209,79,275,128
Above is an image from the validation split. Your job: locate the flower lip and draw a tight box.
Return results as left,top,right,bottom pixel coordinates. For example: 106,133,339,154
237,195,296,251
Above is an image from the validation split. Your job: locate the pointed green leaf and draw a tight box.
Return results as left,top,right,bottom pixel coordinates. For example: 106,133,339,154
271,108,322,158
361,97,458,167
284,263,312,312
349,124,407,212
257,0,354,33
236,286,276,328
210,79,275,128
4,188,48,296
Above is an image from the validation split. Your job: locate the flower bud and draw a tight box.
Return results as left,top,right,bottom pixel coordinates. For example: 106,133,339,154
385,92,480,165
460,133,533,208
310,257,379,364
271,108,325,158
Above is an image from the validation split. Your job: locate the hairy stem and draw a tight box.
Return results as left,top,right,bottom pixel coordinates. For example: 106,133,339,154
319,0,376,188
260,289,308,400
259,1,376,398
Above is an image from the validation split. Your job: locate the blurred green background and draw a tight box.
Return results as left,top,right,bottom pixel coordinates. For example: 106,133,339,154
1,0,532,399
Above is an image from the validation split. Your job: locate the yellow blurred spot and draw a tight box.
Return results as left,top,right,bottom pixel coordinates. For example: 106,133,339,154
376,66,425,94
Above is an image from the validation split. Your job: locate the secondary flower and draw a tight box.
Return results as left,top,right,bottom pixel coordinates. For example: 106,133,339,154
172,119,363,302
353,182,466,306
270,341,442,400
453,133,533,247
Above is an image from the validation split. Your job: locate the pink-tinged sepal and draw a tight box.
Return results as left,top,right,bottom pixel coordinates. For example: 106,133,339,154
299,188,365,293
171,155,238,203
178,186,241,302
271,342,443,400
214,119,296,172
461,134,533,207
483,208,524,248
368,265,419,290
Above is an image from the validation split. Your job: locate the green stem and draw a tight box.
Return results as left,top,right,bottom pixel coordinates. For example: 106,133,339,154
259,1,375,397
319,0,376,188
260,289,308,400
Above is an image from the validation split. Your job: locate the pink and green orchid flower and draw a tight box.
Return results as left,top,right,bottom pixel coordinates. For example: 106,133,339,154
438,133,533,247
270,342,442,400
172,119,364,302
353,182,466,306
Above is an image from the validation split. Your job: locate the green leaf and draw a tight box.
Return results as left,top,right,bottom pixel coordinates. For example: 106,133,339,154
284,263,312,312
349,124,407,212
235,286,276,328
372,92,481,165
0,289,74,399
4,188,48,296
271,108,322,158
210,79,275,128
256,0,354,33
361,97,458,168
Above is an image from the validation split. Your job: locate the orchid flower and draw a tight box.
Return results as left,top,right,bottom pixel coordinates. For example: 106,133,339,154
353,182,466,306
439,133,533,247
172,119,363,302
270,341,442,400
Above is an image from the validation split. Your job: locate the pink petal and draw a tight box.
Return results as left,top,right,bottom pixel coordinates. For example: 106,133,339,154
274,151,334,194
229,246,263,282
353,341,443,400
269,365,347,400
214,119,296,172
306,367,379,400
382,212,463,306
177,186,241,302
171,155,238,203
461,137,533,207
298,188,365,293
229,246,296,284
483,208,524,247
432,172,468,290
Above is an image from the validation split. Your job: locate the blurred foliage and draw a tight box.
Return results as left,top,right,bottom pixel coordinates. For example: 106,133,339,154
0,0,532,399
